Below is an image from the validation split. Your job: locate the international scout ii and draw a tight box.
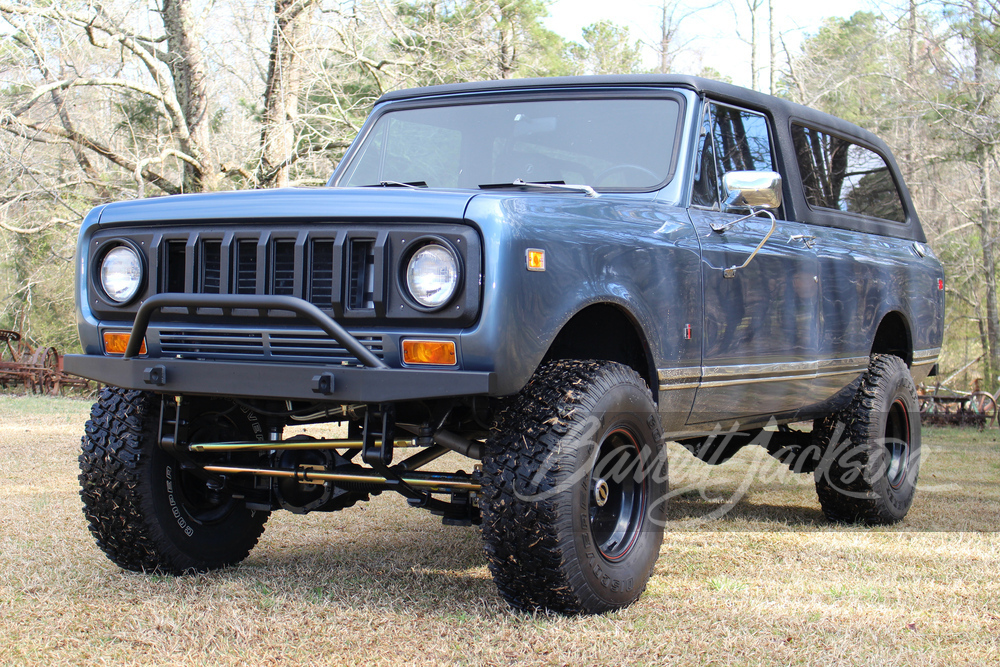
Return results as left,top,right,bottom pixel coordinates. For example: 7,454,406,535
66,75,945,614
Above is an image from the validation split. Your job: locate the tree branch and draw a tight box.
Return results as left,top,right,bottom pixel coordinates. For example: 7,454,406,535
13,77,168,118
0,114,180,195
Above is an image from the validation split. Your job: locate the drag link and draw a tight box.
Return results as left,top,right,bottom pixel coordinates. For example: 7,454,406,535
203,464,481,493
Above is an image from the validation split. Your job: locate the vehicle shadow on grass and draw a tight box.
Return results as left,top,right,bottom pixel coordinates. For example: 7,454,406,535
664,498,828,528
234,500,831,612
240,523,503,612
237,498,832,610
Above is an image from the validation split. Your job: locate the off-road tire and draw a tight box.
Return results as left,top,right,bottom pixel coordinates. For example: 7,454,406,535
79,386,269,573
813,354,920,525
481,360,667,614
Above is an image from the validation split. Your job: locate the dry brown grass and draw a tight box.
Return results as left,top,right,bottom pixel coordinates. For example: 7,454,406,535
1,394,998,666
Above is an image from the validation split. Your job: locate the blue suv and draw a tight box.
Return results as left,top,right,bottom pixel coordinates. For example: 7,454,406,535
67,75,944,614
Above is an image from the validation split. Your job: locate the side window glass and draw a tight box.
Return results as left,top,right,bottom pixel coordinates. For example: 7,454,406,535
792,125,906,223
691,102,776,209
712,105,775,177
691,105,719,208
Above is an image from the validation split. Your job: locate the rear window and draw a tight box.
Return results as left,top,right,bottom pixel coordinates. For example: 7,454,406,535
791,125,906,223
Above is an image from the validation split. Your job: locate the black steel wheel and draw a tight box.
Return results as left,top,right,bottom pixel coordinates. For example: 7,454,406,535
79,386,269,573
481,360,667,614
589,428,647,561
814,354,921,525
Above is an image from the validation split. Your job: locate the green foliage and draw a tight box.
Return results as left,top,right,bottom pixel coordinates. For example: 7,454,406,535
786,12,906,129
0,228,79,353
570,20,646,75
210,107,227,134
698,67,732,85
114,91,167,144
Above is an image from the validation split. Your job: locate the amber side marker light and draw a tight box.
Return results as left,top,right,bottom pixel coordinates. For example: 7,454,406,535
103,331,146,356
526,248,546,272
402,339,456,365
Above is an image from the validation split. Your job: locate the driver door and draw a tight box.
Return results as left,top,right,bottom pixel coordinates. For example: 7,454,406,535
687,101,821,425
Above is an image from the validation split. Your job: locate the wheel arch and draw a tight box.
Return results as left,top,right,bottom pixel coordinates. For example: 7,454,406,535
871,310,913,367
540,303,658,401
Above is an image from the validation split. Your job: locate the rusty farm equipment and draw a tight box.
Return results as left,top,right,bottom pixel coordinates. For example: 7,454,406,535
0,330,90,395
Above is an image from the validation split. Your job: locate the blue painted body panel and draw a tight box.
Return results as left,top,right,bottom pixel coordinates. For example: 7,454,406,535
458,193,702,396
95,187,477,225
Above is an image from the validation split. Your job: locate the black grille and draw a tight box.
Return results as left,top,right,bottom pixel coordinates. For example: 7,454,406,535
160,330,264,357
164,241,186,293
151,231,389,313
270,333,384,360
236,240,257,294
348,239,375,310
201,241,221,293
158,328,384,363
310,240,335,306
272,240,295,295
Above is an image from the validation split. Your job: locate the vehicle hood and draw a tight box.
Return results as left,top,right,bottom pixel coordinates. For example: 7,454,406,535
95,187,478,227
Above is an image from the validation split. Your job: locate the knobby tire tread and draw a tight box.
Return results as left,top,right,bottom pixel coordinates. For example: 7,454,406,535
814,354,918,525
79,386,267,573
481,360,660,614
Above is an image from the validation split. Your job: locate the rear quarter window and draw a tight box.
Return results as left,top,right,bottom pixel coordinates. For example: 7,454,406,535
791,124,906,223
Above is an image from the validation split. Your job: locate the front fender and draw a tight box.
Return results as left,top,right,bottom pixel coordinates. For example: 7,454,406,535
459,193,702,396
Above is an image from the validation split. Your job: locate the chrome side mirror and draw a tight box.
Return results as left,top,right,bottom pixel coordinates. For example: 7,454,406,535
712,171,782,278
722,170,782,213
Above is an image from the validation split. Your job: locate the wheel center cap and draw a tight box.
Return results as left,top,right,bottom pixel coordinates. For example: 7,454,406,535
593,478,610,507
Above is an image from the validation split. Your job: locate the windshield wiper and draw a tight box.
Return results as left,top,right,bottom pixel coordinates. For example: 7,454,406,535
363,180,428,189
478,179,599,198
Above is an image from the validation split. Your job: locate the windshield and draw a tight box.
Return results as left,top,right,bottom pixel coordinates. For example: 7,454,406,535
336,96,681,191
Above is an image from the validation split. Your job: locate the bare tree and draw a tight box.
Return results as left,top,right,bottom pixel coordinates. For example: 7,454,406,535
768,0,776,94
730,0,765,90
0,1,223,195
650,0,711,74
256,0,319,188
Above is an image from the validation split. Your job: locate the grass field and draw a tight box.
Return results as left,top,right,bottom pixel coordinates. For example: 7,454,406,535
1,393,998,666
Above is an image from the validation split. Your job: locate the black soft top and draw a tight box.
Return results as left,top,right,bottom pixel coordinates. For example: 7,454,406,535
378,75,925,242
379,75,878,148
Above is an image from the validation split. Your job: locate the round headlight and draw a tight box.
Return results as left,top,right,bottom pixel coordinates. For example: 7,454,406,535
405,243,459,309
100,245,143,303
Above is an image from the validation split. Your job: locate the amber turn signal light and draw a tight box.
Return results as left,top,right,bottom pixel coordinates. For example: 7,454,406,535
103,331,146,356
402,339,456,365
526,248,546,271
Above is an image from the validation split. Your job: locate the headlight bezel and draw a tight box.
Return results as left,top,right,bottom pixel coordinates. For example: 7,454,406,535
400,237,463,311
94,240,146,306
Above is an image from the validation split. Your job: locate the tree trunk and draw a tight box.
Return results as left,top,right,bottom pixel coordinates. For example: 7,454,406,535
497,3,517,79
978,149,1000,390
972,0,1000,390
258,0,317,188
749,1,758,91
660,3,670,73
908,0,918,76
768,0,775,95
161,0,217,191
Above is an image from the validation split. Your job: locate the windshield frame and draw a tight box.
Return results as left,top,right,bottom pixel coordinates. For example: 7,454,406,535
329,88,687,194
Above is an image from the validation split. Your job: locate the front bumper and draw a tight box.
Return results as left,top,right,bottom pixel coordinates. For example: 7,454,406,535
66,293,496,402
63,355,496,402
